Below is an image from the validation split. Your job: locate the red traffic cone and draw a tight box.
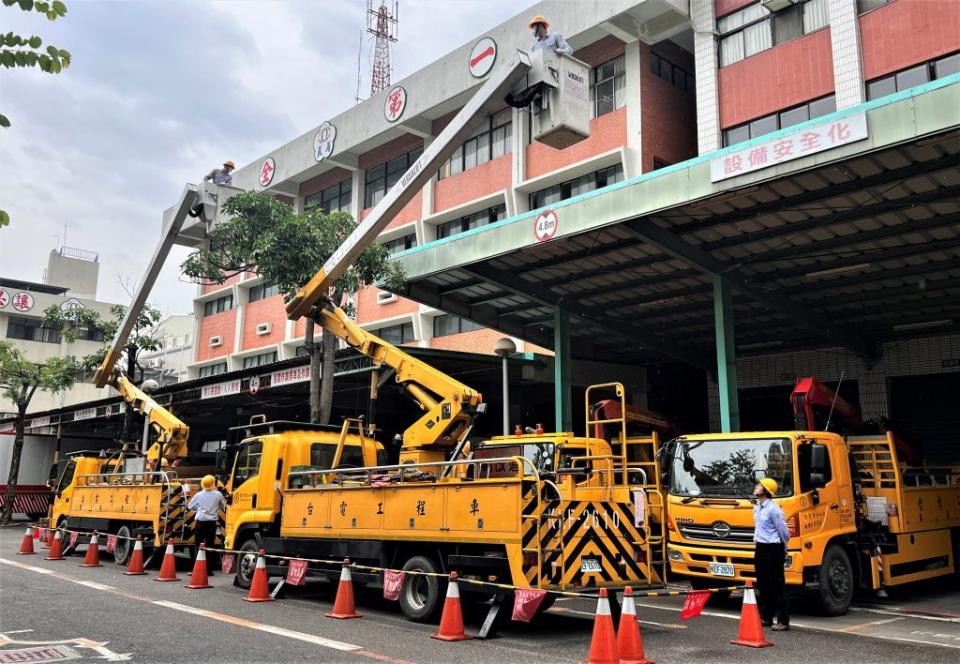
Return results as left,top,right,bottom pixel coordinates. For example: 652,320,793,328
581,588,619,664
731,581,773,648
185,544,213,589
79,532,103,568
45,530,65,561
326,557,361,619
17,527,35,555
243,549,275,602
431,572,470,641
155,539,180,581
124,536,148,576
618,587,653,664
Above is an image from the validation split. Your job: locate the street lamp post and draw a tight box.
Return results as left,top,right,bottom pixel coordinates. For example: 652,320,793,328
493,338,517,436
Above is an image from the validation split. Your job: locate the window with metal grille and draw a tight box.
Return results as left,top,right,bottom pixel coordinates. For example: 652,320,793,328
370,322,415,345
199,362,228,378
383,234,418,255
5,316,61,344
650,53,695,93
436,204,507,239
242,351,277,368
248,283,280,303
305,178,352,213
438,109,513,179
718,0,829,67
722,93,836,146
591,55,626,117
203,295,233,317
365,146,424,208
528,164,624,210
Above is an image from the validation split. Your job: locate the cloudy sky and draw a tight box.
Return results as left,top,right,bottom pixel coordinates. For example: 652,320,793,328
0,0,530,316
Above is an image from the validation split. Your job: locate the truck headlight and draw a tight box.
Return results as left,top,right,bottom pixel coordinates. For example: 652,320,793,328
668,548,684,562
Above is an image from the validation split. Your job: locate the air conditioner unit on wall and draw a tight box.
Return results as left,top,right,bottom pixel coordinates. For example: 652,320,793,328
209,335,223,347
761,0,798,12
256,322,272,336
146,358,164,369
376,290,398,304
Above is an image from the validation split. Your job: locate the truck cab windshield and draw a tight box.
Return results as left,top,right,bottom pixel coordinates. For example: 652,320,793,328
668,438,793,498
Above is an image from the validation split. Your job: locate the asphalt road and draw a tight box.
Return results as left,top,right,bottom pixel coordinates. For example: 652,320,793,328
1,531,958,663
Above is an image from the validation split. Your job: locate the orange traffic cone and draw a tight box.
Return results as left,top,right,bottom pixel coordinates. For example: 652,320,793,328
79,532,103,568
124,536,148,576
431,572,470,641
155,539,180,581
45,530,65,561
580,588,619,664
618,587,653,664
185,544,213,589
730,581,773,648
243,549,275,602
326,558,361,619
17,527,35,555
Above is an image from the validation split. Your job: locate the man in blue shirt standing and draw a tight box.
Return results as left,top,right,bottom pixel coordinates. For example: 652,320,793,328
753,477,792,630
529,15,573,56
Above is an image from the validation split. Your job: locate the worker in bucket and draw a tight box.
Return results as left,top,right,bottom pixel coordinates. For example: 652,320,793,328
529,15,573,56
188,474,225,573
752,477,791,630
203,160,235,186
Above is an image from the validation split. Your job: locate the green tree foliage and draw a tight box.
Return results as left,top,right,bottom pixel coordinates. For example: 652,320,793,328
1,0,70,227
0,340,78,524
181,191,406,424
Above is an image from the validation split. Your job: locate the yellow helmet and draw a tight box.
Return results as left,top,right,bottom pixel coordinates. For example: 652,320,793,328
223,160,236,169
201,475,216,490
528,15,549,29
759,477,778,496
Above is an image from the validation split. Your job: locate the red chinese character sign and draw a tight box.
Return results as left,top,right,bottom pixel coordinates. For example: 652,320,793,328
533,209,559,242
259,157,276,187
0,288,8,309
710,111,868,183
384,85,407,123
469,37,497,78
11,291,34,312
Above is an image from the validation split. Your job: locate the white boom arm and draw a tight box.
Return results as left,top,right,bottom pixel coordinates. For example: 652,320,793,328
286,50,532,320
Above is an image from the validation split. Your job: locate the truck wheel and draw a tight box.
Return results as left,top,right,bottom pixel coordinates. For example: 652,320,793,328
114,525,132,565
398,555,443,623
235,539,260,590
817,545,854,616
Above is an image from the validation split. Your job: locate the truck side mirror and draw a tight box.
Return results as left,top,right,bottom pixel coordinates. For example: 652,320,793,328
810,472,827,489
810,443,827,474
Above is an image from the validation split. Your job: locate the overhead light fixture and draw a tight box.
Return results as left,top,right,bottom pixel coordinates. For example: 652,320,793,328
805,263,871,280
892,319,953,331
738,340,784,350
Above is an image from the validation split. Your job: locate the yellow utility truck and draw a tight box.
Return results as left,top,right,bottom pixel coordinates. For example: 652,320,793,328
662,429,960,615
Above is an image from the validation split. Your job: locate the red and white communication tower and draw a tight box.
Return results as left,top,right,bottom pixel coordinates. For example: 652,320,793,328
368,0,399,96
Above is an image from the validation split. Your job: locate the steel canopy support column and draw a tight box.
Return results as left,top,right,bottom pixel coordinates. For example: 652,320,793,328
554,308,572,433
713,276,740,433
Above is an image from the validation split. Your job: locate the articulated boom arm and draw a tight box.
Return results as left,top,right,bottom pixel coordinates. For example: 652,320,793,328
286,51,532,321
317,305,482,454
112,372,190,463
790,377,862,431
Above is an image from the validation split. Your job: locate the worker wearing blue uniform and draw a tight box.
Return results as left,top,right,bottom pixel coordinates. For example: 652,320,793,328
753,477,791,630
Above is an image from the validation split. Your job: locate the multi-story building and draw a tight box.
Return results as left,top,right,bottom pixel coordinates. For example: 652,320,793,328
178,0,957,453
0,248,116,416
139,314,194,386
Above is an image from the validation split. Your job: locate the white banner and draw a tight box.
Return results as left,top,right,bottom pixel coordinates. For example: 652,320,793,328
711,111,868,182
27,416,51,429
271,366,311,388
74,407,97,421
201,379,241,400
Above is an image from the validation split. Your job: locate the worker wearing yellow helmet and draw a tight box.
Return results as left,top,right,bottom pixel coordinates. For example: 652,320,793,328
752,476,792,631
528,15,573,56
188,474,225,573
203,160,236,186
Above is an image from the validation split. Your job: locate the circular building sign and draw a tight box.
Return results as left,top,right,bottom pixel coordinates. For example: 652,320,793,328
384,85,407,123
469,37,497,78
259,157,276,186
314,121,337,162
533,209,559,242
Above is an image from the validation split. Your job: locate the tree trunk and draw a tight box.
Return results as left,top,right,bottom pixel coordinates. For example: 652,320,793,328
319,327,336,425
0,404,27,526
305,320,322,424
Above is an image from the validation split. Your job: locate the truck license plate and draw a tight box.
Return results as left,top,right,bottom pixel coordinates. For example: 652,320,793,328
580,558,602,573
709,562,735,577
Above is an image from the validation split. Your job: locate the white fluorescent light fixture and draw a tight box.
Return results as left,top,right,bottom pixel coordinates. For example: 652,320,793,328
892,319,953,331
739,340,784,350
805,263,871,279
